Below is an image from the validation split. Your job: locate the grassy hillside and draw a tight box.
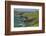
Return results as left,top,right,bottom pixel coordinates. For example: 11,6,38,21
22,11,39,27
14,11,39,27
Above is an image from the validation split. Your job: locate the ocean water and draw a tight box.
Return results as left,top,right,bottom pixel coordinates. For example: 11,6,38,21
14,15,26,27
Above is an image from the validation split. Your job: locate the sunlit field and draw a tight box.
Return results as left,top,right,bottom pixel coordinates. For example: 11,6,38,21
14,8,39,27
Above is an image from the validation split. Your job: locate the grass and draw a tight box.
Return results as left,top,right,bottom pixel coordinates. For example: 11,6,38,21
22,11,39,27
14,11,39,27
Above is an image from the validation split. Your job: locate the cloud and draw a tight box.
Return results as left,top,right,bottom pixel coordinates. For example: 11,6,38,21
14,8,39,12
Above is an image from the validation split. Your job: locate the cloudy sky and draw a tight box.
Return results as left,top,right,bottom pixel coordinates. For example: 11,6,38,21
14,8,39,12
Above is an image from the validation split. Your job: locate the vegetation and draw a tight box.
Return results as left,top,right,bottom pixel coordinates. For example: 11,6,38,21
14,11,39,27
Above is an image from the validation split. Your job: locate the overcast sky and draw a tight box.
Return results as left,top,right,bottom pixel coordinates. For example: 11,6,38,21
14,8,39,12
